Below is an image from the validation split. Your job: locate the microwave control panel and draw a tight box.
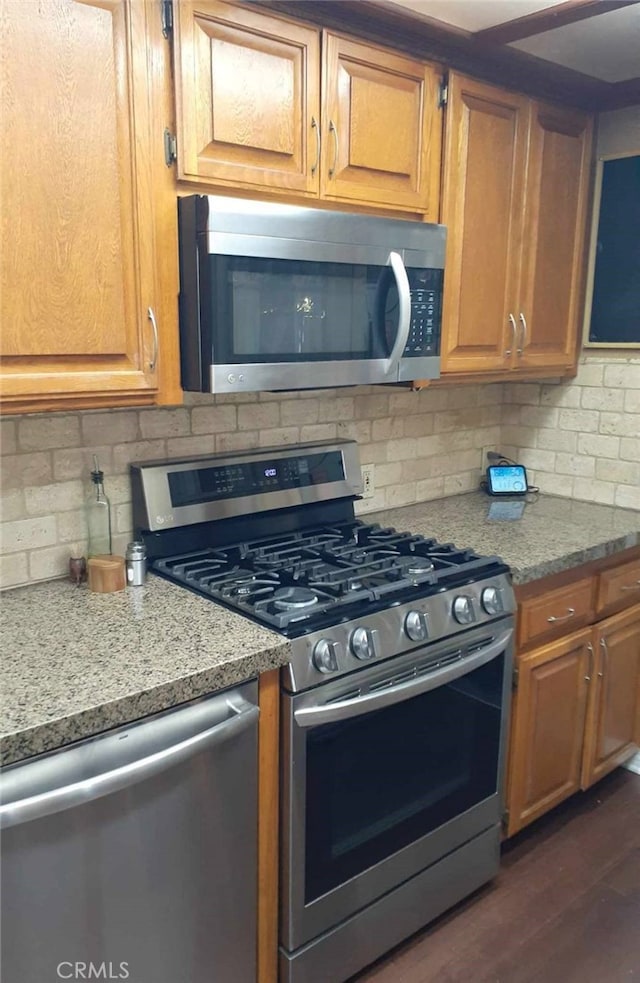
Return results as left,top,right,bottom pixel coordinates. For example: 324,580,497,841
404,269,442,357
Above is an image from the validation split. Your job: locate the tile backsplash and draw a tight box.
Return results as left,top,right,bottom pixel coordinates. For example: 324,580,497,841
2,353,638,591
0,384,503,589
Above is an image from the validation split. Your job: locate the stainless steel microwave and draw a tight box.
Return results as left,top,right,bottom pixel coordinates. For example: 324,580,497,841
177,195,446,394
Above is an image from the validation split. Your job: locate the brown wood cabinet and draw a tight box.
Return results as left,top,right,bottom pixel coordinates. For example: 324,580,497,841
0,0,180,414
173,1,442,216
440,73,593,380
505,550,640,837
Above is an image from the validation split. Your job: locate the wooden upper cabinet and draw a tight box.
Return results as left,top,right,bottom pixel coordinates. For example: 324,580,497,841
506,629,592,837
0,0,162,413
518,103,593,373
173,2,321,194
321,35,441,217
581,604,640,789
440,73,593,380
440,74,529,374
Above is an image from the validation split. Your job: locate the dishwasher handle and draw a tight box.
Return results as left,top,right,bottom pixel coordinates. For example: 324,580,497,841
0,697,259,830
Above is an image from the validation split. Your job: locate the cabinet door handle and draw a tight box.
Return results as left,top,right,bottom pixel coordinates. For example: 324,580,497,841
620,579,640,592
585,642,594,682
506,313,516,356
328,119,338,177
310,116,320,175
547,607,575,624
147,307,158,372
518,312,527,355
598,637,607,677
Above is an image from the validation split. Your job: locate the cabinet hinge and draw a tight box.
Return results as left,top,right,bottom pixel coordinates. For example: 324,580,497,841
438,79,448,108
512,666,519,690
164,128,177,167
161,0,173,39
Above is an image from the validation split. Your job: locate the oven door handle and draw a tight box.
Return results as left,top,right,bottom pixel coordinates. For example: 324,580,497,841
293,630,512,728
384,251,411,377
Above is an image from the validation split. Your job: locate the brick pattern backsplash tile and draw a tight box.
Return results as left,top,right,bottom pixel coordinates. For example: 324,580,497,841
1,357,638,591
502,354,640,511
1,384,503,589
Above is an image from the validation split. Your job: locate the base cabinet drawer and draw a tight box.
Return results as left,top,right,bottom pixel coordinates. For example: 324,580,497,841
517,577,594,651
596,558,640,616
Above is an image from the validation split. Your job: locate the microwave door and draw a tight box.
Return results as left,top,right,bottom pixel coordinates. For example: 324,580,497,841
382,251,411,382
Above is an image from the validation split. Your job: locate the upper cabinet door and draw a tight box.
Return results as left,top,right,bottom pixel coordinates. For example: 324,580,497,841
321,34,442,217
1,0,159,412
174,2,321,194
440,74,529,374
518,103,593,373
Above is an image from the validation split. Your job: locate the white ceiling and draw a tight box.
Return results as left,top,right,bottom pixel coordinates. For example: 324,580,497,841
382,0,640,83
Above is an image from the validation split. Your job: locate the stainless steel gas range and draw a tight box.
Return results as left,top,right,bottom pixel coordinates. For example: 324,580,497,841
131,440,515,983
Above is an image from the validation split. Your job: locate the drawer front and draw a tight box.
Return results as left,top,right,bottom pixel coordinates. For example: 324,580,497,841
518,577,594,650
597,559,640,615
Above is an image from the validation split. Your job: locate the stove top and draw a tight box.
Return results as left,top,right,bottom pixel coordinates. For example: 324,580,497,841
153,520,506,635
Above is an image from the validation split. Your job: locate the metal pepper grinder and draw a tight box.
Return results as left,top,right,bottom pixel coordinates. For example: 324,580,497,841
125,541,147,586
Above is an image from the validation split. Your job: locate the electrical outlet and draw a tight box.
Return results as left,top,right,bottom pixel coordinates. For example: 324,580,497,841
361,465,375,499
481,446,499,470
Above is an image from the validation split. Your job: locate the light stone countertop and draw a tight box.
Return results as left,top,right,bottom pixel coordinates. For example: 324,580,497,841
367,492,640,585
2,492,638,768
0,577,290,767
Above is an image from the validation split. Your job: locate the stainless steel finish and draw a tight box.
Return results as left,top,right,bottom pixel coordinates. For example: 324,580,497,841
453,594,476,624
385,251,412,376
125,540,147,586
0,681,259,983
507,312,517,356
620,579,640,591
131,439,362,534
586,642,594,681
281,619,513,951
147,306,158,371
284,570,515,692
350,626,377,661
310,116,320,175
279,826,500,983
547,607,576,624
328,119,338,177
481,586,503,615
404,609,428,642
212,355,441,391
312,639,340,674
294,630,512,728
518,311,527,355
200,195,447,270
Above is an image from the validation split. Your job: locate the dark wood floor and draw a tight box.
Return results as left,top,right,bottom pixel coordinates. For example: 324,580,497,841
352,769,640,983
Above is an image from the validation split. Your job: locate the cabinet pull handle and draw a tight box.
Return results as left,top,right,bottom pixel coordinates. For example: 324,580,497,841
506,313,516,356
328,119,338,177
518,312,527,355
147,307,158,372
620,579,640,591
310,116,320,175
547,607,575,624
598,637,608,678
585,642,594,682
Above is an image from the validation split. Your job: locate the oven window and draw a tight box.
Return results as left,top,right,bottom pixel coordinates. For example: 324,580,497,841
304,655,504,903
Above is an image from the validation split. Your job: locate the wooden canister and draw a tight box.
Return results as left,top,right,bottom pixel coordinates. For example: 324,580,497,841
87,555,126,593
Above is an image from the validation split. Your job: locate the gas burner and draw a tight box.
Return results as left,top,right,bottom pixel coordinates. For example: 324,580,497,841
273,587,320,610
395,556,435,577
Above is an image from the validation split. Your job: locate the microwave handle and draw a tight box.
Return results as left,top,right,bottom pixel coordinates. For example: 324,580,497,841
384,251,411,376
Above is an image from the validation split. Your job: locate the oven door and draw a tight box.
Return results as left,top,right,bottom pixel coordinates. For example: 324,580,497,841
280,619,513,952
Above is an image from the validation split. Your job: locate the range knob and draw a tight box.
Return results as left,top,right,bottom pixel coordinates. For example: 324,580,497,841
404,610,429,642
312,639,340,674
350,627,377,660
453,595,476,624
481,586,503,616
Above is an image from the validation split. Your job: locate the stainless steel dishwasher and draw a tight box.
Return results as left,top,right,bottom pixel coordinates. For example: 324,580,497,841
0,680,259,983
